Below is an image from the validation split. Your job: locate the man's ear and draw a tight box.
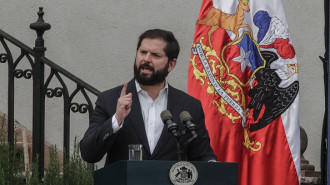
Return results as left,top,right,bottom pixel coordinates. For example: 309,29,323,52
168,59,177,72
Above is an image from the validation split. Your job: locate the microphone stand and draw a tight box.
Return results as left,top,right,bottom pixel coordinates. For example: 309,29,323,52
173,130,197,161
184,133,197,145
176,130,198,161
175,136,183,161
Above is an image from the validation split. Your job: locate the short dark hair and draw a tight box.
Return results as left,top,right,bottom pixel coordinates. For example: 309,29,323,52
137,29,180,62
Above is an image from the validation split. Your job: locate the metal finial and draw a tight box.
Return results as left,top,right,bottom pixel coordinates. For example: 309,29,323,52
37,7,44,18
30,7,51,33
30,7,51,50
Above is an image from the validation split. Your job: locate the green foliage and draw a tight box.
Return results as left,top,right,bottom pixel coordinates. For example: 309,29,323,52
0,115,25,185
44,147,62,185
0,115,94,184
62,138,94,185
25,156,41,185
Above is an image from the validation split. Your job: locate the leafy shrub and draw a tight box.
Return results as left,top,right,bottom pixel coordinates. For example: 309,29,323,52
0,115,94,184
0,115,25,185
62,138,94,185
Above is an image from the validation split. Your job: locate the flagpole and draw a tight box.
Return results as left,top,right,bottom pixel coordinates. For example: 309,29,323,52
321,0,329,184
327,0,330,182
328,1,330,184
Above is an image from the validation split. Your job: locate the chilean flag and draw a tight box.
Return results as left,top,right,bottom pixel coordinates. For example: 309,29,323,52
188,0,300,184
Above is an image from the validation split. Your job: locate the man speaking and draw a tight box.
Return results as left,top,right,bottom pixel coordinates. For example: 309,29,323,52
80,29,217,166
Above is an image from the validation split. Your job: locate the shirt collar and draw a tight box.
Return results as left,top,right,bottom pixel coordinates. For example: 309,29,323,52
135,80,169,95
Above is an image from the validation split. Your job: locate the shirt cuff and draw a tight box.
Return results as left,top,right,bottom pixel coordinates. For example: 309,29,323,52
112,114,123,133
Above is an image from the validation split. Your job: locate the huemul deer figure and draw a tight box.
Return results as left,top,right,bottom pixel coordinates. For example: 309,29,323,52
197,0,253,49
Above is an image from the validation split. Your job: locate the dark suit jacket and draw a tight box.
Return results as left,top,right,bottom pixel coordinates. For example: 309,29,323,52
80,79,216,166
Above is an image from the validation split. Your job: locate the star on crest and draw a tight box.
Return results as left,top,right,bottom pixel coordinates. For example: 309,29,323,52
232,47,252,73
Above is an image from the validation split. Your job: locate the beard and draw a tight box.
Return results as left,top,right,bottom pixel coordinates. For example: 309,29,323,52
134,62,169,86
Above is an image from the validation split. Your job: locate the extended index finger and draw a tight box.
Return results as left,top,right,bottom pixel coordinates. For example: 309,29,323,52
120,82,128,97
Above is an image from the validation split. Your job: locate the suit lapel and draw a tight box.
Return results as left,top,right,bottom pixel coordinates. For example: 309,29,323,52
126,79,151,155
152,85,181,156
167,86,181,120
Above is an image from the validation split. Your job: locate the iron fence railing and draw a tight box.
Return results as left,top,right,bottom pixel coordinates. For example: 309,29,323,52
0,7,100,178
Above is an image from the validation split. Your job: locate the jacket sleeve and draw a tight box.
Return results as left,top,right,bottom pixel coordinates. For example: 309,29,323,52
80,92,118,163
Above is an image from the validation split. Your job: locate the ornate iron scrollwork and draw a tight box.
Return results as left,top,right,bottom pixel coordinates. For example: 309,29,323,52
0,7,100,177
45,87,63,98
14,69,33,79
69,103,89,114
0,53,7,63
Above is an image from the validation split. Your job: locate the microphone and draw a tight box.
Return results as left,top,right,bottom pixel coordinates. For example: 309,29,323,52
160,110,179,137
180,111,197,137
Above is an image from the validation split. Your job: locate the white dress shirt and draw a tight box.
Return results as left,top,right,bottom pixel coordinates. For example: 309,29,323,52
135,80,168,154
111,81,168,154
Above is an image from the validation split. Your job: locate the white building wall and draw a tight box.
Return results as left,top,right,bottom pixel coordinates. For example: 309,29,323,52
0,0,325,170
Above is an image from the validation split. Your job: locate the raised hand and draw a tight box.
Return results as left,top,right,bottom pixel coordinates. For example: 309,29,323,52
115,83,132,125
